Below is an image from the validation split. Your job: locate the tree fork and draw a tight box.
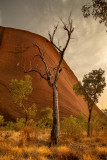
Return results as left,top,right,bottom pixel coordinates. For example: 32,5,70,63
23,13,74,145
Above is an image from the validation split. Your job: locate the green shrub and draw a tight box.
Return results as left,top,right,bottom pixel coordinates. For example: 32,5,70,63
60,113,86,138
90,111,107,135
14,118,25,131
14,118,36,131
9,76,37,125
26,119,36,127
6,121,15,130
0,115,4,126
77,113,87,130
37,107,53,129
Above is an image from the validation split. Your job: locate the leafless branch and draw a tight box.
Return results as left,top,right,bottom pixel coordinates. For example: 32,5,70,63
22,43,54,87
24,68,47,81
49,13,74,84
48,12,74,56
48,22,59,43
33,43,49,77
22,13,73,88
59,66,68,73
60,13,74,54
57,40,61,50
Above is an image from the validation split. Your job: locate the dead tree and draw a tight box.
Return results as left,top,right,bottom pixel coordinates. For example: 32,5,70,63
24,13,74,145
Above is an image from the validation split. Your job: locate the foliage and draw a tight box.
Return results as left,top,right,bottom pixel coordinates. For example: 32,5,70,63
73,68,106,107
77,113,87,130
14,118,25,131
73,68,106,136
0,115,4,126
9,75,32,106
82,0,107,29
26,119,36,127
9,75,37,124
26,103,37,117
5,118,36,131
6,121,15,130
89,110,107,135
37,107,53,128
60,113,86,138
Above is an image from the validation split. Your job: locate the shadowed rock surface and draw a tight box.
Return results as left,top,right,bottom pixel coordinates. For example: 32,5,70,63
0,26,101,121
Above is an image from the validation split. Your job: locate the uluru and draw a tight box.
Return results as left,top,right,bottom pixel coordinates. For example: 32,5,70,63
0,26,100,121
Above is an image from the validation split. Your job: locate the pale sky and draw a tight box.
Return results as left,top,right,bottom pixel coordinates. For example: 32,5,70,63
0,0,107,109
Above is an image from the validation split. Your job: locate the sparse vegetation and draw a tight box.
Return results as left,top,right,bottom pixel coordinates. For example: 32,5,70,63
0,108,107,160
0,72,106,159
60,113,87,139
73,68,106,136
37,107,53,129
0,125,106,160
9,75,37,125
0,115,4,126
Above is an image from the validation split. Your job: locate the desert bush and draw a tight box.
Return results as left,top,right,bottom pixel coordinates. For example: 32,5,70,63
5,118,36,132
77,113,87,130
26,119,36,127
90,111,107,135
9,75,37,125
14,118,25,131
0,115,4,126
60,113,86,139
37,107,53,129
6,121,15,130
15,118,36,131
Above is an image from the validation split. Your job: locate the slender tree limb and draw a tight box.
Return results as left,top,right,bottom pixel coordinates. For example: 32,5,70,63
48,22,59,43
24,69,47,81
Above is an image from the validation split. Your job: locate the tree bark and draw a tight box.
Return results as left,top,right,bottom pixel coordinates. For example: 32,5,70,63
25,112,28,126
87,108,92,137
51,84,59,145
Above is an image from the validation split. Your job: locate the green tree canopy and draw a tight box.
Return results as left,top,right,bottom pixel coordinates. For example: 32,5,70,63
82,0,107,30
9,75,37,124
73,68,106,136
73,68,106,107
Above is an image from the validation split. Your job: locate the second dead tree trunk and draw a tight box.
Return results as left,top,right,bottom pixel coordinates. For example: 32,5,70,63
87,108,92,137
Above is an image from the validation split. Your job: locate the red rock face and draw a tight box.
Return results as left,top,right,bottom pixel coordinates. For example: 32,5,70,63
0,26,101,120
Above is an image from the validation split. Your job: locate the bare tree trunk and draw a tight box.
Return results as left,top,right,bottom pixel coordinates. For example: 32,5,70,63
25,111,28,126
51,84,59,145
87,109,92,137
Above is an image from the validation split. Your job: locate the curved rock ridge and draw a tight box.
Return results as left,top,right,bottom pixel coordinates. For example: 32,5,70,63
0,26,100,120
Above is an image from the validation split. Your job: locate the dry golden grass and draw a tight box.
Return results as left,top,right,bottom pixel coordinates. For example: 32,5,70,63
36,146,51,156
53,145,79,160
36,155,49,160
0,128,107,160
83,154,97,160
56,145,70,155
96,146,107,159
97,146,107,154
